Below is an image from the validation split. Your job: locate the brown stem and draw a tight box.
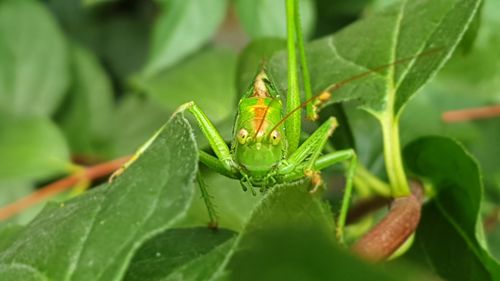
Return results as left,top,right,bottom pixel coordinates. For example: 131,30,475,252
0,156,130,221
346,196,391,225
442,105,500,122
484,207,500,233
351,181,424,261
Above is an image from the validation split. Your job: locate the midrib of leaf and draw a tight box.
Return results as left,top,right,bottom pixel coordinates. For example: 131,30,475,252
377,0,410,197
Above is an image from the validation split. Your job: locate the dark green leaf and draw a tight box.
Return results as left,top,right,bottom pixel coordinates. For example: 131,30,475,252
235,0,315,39
0,224,23,252
124,227,235,281
236,38,286,95
143,0,228,76
180,172,261,232
0,111,197,281
0,114,70,181
269,0,482,116
137,48,237,123
0,0,69,117
56,44,114,157
223,184,401,281
404,136,500,280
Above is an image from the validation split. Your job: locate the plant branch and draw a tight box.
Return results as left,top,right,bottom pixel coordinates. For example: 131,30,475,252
442,105,500,122
0,156,130,221
352,181,423,261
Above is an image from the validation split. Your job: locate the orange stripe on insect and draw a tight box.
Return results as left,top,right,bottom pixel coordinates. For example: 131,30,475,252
252,98,272,139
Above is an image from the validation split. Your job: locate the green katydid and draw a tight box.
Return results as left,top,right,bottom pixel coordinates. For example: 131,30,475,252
111,0,441,245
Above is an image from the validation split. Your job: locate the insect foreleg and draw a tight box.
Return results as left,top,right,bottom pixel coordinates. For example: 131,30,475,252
197,170,219,228
278,117,339,175
179,102,238,176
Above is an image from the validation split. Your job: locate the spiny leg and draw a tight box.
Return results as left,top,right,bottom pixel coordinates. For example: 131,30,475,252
279,117,338,176
197,170,218,229
180,102,237,175
277,117,357,245
282,149,357,246
314,150,357,246
179,102,244,226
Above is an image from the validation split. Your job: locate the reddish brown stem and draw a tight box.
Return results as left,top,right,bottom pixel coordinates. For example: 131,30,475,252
442,105,500,122
346,196,391,225
352,182,424,261
0,156,130,221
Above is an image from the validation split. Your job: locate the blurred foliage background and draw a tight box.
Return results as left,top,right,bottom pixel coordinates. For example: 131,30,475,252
0,0,499,270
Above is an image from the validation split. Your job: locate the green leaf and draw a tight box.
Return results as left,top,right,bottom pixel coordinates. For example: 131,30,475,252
404,136,500,280
222,184,401,280
0,224,23,253
0,0,69,117
236,38,286,94
143,0,228,76
269,0,481,115
137,48,237,123
0,114,71,181
180,172,261,232
56,44,114,157
0,111,198,281
400,4,500,199
124,227,235,281
235,0,315,39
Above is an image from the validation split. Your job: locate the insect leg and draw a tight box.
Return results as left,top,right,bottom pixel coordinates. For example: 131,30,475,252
179,102,238,176
197,170,218,228
278,117,339,175
281,149,357,246
314,150,357,246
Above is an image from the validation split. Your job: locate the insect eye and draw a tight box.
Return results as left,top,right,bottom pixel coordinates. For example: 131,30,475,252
270,130,281,145
237,128,249,144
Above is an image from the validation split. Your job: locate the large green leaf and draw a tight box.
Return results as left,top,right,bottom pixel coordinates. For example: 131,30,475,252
56,44,114,157
400,1,500,199
269,0,481,116
404,136,500,280
137,48,237,123
0,111,198,281
235,0,316,39
0,0,69,117
221,184,403,280
124,227,235,281
0,114,71,181
143,0,228,77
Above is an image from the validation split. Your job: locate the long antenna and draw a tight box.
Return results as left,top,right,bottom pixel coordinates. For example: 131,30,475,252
325,47,443,92
267,47,444,135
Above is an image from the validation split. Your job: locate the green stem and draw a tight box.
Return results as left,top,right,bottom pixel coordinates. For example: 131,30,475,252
354,165,391,197
380,113,410,197
285,0,301,154
293,0,314,120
